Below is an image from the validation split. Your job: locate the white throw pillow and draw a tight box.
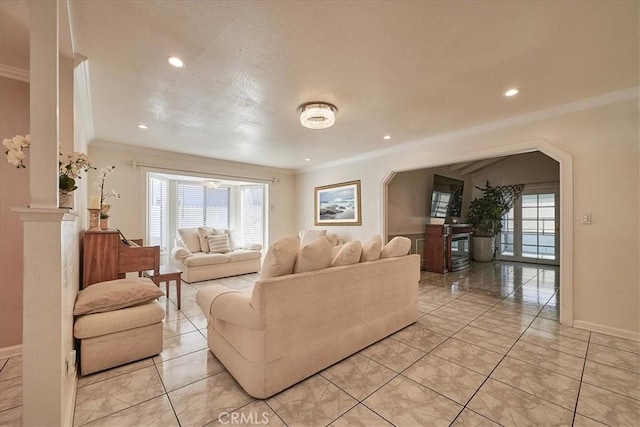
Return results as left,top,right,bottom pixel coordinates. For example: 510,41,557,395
261,235,301,279
294,236,333,273
197,227,217,252
178,228,202,253
225,229,241,250
332,243,344,259
299,229,327,247
331,240,363,267
381,236,412,258
360,235,382,262
207,234,231,254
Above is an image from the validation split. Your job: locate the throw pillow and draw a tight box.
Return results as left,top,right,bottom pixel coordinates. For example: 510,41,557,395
332,243,344,259
173,247,191,260
225,229,241,250
381,236,412,258
331,240,363,267
261,235,301,279
178,228,202,253
207,234,231,254
360,235,382,262
74,278,164,315
294,236,333,273
299,229,328,247
197,227,218,252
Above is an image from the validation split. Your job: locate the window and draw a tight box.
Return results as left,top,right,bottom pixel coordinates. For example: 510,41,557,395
148,175,168,250
177,183,229,229
241,185,264,246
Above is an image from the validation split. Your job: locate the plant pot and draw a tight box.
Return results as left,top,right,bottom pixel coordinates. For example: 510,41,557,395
99,217,110,230
472,236,495,262
59,191,73,209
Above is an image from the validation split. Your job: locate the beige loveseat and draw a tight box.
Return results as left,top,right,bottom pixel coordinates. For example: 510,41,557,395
170,227,262,283
196,234,419,398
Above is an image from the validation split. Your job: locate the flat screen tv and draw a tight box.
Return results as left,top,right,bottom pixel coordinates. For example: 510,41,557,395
429,174,464,219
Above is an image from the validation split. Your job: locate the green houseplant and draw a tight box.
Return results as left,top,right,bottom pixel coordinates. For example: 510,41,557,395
466,182,509,261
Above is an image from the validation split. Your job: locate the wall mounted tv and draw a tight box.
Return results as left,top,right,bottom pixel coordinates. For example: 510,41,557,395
429,174,464,219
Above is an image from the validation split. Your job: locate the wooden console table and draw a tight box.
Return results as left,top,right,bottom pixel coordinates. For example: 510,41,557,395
424,224,471,273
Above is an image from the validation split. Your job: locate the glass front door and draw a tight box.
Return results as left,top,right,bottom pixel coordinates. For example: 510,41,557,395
497,185,559,265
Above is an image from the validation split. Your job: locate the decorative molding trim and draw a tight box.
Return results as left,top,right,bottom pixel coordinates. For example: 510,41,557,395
573,320,640,342
302,86,640,172
0,344,23,359
0,64,29,82
64,374,78,427
12,207,79,222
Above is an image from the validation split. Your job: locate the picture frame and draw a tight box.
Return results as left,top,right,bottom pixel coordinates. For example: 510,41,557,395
314,180,362,226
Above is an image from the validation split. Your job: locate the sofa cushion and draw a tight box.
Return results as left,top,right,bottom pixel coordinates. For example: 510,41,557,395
227,250,262,262
197,227,223,252
184,252,230,267
331,240,363,267
294,236,333,273
332,243,344,259
361,235,382,262
207,234,231,254
74,278,164,315
300,229,327,247
74,301,165,339
179,228,203,253
381,236,412,258
261,235,300,279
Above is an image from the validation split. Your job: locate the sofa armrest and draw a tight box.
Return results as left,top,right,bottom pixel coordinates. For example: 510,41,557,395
171,246,191,260
196,285,263,330
243,243,262,251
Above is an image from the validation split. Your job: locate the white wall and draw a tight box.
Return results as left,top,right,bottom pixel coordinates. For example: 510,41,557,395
87,141,297,245
296,98,639,336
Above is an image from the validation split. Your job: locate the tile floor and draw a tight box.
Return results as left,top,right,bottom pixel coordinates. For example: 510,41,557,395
1,261,639,426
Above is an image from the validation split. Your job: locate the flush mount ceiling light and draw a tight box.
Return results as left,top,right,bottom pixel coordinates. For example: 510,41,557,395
504,88,520,97
167,56,185,68
297,102,338,130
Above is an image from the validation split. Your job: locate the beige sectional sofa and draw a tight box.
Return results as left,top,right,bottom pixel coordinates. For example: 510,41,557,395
170,227,262,283
196,234,419,398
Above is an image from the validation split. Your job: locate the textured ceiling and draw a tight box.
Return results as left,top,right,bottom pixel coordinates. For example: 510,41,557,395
2,1,638,170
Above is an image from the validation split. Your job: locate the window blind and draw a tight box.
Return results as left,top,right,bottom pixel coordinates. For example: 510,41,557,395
177,183,230,229
241,185,264,246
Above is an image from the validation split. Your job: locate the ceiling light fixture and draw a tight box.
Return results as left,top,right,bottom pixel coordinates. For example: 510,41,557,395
297,102,338,130
383,135,391,140
205,180,221,188
304,158,311,162
504,88,520,97
136,123,149,129
167,56,185,68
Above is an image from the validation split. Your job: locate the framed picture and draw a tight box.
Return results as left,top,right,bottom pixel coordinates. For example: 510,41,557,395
314,180,362,226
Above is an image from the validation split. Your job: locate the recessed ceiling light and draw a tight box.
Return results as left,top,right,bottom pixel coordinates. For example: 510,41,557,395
383,135,391,140
504,88,520,97
304,158,311,162
167,56,185,68
136,123,149,129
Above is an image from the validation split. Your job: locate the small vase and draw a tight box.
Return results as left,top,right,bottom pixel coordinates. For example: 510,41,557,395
59,191,73,209
100,204,111,217
99,217,110,230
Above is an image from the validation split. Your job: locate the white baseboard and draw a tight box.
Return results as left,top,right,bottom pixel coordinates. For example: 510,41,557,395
0,344,23,359
64,374,78,427
573,320,640,342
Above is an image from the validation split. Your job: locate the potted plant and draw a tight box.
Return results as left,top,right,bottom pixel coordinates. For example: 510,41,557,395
466,182,509,262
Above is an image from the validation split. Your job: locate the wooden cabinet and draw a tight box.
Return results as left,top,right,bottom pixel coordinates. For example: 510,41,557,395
424,224,471,273
82,231,121,288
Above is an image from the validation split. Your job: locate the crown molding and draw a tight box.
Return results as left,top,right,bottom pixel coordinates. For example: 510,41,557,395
0,64,29,82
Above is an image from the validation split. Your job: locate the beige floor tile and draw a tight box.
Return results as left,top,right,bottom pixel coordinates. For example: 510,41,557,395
390,324,448,352
430,305,482,323
453,325,518,354
156,348,225,392
186,313,209,329
490,356,580,410
329,403,392,427
590,333,640,354
83,395,179,426
450,409,500,426
74,366,165,425
576,382,640,426
529,317,590,342
0,377,22,412
77,358,154,388
153,330,208,363
205,401,285,427
360,337,426,372
403,354,486,404
468,378,574,426
416,314,466,336
507,340,584,380
266,375,357,427
520,327,589,358
0,358,21,382
0,405,22,427
321,354,396,401
457,293,502,307
363,375,462,427
587,342,640,374
168,371,254,427
163,317,197,339
572,413,609,426
469,315,528,338
430,339,503,376
582,359,640,400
